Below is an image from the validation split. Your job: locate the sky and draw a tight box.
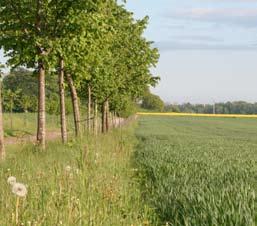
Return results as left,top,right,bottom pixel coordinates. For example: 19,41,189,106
124,0,257,104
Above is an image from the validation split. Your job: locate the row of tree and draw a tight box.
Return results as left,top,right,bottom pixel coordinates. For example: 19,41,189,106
0,0,159,159
165,101,257,114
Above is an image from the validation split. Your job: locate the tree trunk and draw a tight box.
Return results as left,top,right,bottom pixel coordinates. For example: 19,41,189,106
0,80,5,160
105,99,109,132
93,100,98,136
37,60,46,149
66,73,81,137
23,111,27,127
101,101,107,133
58,58,67,143
10,105,13,130
111,112,114,129
87,85,91,133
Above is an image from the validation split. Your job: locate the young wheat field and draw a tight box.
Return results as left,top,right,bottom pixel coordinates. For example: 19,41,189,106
134,115,257,226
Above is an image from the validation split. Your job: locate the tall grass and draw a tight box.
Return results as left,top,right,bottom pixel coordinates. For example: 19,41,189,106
0,123,154,225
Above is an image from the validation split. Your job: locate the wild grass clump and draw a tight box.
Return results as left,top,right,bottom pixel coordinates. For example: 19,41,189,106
0,124,154,225
134,116,257,226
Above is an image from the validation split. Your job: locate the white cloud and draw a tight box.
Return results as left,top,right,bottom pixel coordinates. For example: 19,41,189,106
178,8,257,17
168,8,257,28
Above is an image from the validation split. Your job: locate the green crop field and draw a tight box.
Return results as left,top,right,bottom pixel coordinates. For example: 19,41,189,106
134,116,257,226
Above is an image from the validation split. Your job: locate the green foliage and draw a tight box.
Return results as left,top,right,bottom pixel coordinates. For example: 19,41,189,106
110,95,138,118
68,2,160,114
135,116,257,225
141,90,164,112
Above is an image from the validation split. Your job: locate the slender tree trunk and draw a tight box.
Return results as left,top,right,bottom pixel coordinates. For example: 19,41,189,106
113,111,116,128
0,80,5,160
23,110,27,128
93,100,98,136
111,112,114,129
101,101,107,133
87,85,91,133
66,73,81,137
37,60,46,149
10,103,13,130
58,58,67,143
105,99,109,132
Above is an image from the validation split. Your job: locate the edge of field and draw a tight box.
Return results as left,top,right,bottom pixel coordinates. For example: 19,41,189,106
137,112,257,118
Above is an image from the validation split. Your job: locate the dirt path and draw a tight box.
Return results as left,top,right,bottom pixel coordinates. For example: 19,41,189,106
5,131,61,145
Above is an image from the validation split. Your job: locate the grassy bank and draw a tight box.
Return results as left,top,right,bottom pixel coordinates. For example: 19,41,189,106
134,116,257,226
0,123,153,226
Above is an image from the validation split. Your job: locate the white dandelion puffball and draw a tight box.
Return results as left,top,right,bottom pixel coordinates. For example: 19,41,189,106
7,176,16,186
12,183,28,197
65,165,71,172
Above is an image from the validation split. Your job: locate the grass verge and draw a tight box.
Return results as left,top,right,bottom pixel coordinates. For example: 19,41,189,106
0,123,153,226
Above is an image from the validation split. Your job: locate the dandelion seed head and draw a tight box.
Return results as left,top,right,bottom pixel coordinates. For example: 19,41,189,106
12,183,28,197
65,165,71,172
7,176,16,186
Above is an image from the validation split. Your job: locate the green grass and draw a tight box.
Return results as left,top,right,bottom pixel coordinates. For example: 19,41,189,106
3,113,80,138
0,121,154,226
134,116,257,226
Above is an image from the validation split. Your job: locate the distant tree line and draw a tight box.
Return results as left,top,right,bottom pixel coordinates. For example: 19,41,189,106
141,89,165,112
165,102,257,114
3,67,73,115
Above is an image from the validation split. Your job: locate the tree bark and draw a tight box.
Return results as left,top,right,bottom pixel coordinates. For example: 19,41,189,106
105,99,109,132
37,60,46,149
0,79,5,160
87,85,91,133
58,58,67,143
66,73,81,137
93,100,98,136
101,101,107,133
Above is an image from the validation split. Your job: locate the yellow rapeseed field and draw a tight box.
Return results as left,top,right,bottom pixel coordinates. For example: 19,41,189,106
137,112,257,118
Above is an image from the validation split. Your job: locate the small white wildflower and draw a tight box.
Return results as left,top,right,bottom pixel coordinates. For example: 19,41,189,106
12,183,28,197
7,176,17,186
65,165,71,172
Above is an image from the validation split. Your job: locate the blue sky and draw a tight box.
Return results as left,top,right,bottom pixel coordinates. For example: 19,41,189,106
124,0,257,104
